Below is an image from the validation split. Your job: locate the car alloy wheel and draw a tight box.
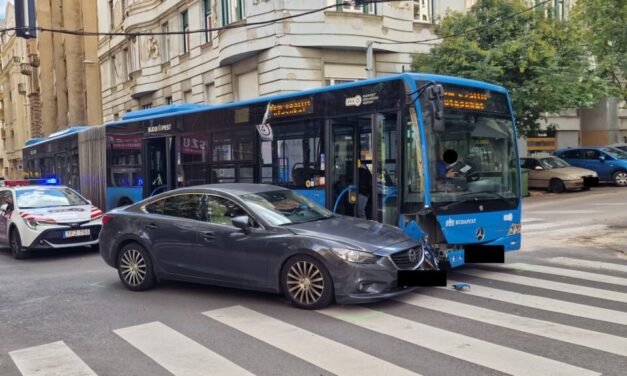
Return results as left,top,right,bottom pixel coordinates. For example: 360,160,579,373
282,255,333,309
117,243,155,291
613,171,627,186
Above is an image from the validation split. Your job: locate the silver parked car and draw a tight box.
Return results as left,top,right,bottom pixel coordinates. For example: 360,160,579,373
99,184,438,309
521,156,598,192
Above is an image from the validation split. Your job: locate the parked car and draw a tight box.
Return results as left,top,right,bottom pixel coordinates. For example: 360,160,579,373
0,180,104,259
554,147,627,186
520,156,598,193
99,184,437,309
608,143,627,153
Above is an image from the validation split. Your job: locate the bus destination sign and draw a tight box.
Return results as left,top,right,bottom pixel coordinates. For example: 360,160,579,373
270,98,313,118
442,86,509,114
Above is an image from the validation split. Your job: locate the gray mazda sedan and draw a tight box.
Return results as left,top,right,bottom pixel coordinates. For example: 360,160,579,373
99,184,437,309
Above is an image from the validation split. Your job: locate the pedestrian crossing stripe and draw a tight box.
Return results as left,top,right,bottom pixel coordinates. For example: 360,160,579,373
445,279,627,326
9,341,97,376
495,263,627,286
398,293,627,357
114,321,252,376
459,269,627,303
548,257,627,274
203,305,419,376
320,306,599,376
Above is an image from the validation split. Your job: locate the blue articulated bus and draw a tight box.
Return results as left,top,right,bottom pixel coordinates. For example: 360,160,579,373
23,73,522,267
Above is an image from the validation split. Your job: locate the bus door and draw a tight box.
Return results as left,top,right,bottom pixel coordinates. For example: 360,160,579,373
328,112,399,224
144,137,175,198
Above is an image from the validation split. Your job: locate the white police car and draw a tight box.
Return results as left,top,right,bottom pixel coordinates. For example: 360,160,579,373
0,179,104,259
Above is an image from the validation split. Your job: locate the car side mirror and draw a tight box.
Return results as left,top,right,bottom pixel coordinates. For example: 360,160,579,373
534,166,543,170
232,215,251,232
0,203,7,212
599,155,606,162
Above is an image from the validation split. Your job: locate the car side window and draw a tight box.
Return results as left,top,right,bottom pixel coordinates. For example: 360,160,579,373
163,194,204,220
144,199,165,215
0,190,12,212
202,195,249,227
584,150,600,159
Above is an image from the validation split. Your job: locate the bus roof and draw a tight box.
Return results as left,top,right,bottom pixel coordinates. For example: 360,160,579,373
24,126,90,148
105,73,508,127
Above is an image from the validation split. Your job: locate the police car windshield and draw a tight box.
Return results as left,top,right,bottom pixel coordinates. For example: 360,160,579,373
16,188,88,209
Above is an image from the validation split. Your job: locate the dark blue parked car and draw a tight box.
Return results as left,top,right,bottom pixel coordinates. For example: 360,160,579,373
554,147,627,186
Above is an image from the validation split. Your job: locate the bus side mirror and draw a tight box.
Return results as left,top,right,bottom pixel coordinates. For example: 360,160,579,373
427,85,445,132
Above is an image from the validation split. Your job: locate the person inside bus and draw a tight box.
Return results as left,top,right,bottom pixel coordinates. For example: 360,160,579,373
357,160,372,219
436,148,461,179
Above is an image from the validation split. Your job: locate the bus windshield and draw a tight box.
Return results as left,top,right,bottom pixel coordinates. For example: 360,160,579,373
421,87,519,213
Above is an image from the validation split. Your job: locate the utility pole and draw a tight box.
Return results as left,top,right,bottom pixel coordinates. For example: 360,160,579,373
366,40,375,79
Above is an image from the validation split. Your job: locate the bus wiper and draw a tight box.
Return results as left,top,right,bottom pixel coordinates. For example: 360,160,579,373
440,191,510,211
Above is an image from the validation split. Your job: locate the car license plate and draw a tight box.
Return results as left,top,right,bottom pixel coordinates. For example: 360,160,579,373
63,229,90,238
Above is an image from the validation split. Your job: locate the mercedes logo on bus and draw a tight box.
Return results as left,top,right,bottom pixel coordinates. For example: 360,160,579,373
476,227,485,241
408,248,418,263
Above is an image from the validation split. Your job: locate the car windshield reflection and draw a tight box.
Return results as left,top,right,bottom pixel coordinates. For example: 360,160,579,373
539,157,570,170
240,190,333,226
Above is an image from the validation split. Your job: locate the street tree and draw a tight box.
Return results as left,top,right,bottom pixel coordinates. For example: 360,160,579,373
412,0,605,136
573,0,627,103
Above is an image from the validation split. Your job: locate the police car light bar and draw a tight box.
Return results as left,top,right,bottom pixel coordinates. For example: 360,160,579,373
2,178,60,186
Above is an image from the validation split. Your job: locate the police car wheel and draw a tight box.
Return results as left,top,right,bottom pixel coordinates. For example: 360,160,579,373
10,229,30,260
117,243,155,291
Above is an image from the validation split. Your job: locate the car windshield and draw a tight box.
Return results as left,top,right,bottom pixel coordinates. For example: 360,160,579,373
240,190,333,226
603,147,627,159
16,188,88,209
539,157,570,169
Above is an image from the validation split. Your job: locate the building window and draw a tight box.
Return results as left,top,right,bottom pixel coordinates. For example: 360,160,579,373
204,83,215,104
413,0,431,23
181,10,190,54
221,0,244,25
108,0,114,29
165,96,173,105
142,104,152,109
324,78,355,86
161,22,170,62
204,0,212,43
183,90,192,103
332,0,376,15
554,0,565,20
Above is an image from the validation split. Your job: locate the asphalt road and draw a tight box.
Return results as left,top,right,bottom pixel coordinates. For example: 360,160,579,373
1,186,626,376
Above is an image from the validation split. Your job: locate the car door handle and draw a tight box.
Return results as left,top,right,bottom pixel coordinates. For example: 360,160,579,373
202,232,215,240
145,223,157,230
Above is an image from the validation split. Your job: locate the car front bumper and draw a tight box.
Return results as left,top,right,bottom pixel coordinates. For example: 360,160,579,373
328,250,436,304
26,225,102,250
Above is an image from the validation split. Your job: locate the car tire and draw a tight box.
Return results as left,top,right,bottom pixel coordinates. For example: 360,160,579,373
549,179,565,193
612,170,627,186
281,255,334,310
10,228,30,260
117,243,155,291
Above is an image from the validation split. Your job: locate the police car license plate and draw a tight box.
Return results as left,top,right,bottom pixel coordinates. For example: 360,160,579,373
63,229,90,238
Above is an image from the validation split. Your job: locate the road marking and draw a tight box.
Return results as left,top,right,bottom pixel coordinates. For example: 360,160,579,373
521,217,543,223
320,306,599,376
445,280,627,326
459,269,627,303
114,321,252,376
548,257,627,274
497,263,627,286
398,294,627,357
524,224,608,235
10,341,97,376
203,305,418,376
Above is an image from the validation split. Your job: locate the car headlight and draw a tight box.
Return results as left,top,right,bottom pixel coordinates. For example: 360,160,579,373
25,219,56,229
508,223,521,236
330,247,378,264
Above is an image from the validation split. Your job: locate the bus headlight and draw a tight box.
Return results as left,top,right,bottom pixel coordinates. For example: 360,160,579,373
508,223,521,236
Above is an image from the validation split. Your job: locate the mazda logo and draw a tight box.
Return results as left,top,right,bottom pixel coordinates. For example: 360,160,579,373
476,227,485,241
408,248,417,263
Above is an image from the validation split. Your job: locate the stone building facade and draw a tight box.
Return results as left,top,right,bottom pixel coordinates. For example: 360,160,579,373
96,0,468,122
0,0,102,179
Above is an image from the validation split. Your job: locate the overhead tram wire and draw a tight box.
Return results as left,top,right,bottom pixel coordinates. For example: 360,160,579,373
0,1,405,37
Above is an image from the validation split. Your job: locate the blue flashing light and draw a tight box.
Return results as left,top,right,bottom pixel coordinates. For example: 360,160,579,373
45,178,59,185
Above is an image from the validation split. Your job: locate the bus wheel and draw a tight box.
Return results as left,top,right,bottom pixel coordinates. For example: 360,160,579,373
118,197,133,207
549,179,565,193
10,229,30,260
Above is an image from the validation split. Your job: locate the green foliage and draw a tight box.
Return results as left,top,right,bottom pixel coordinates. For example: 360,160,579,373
412,0,606,136
573,0,627,103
